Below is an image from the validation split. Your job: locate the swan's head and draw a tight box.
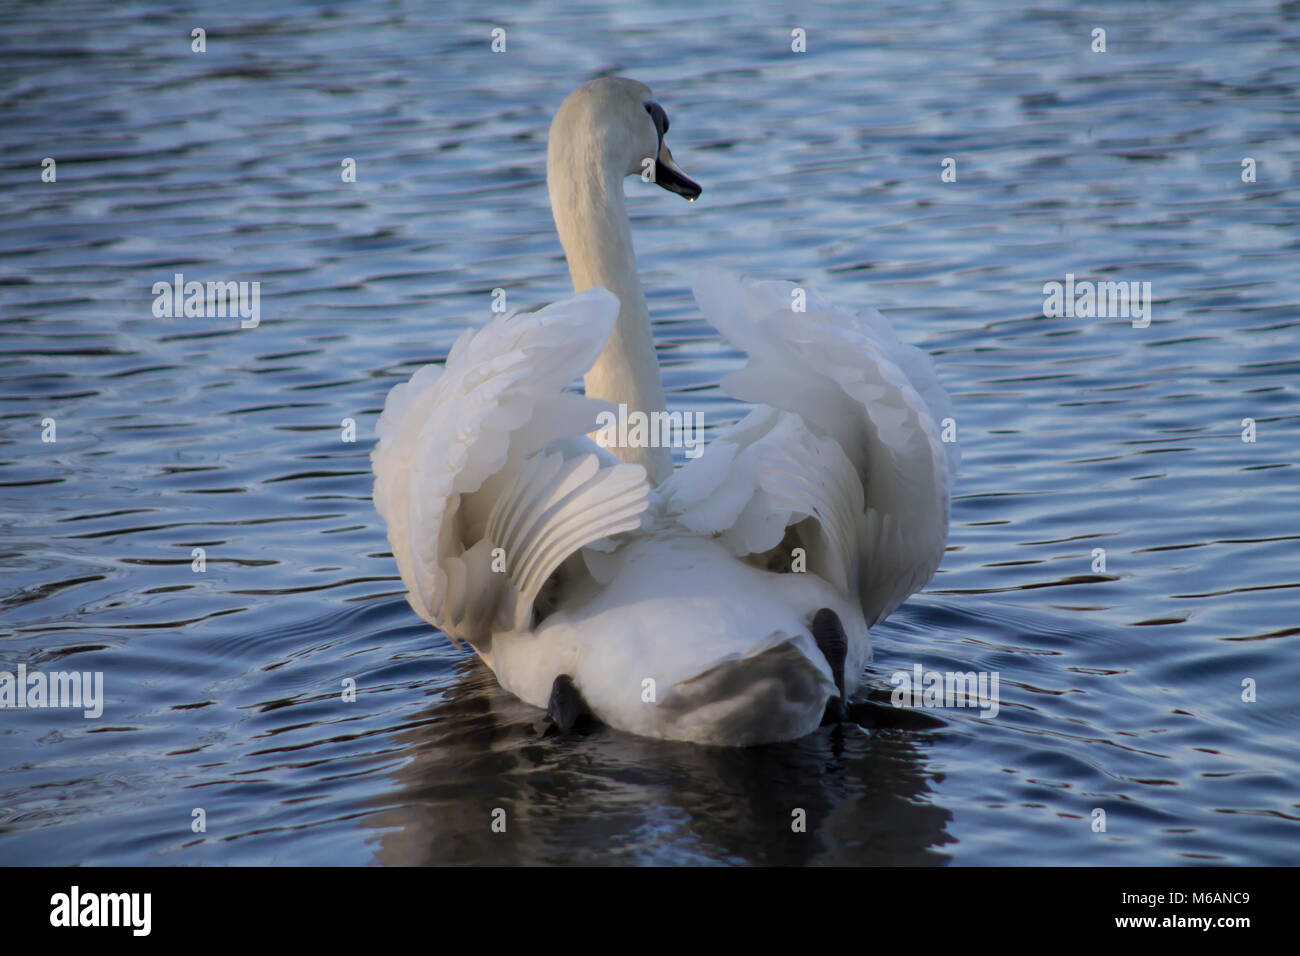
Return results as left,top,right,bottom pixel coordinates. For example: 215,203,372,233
548,76,701,201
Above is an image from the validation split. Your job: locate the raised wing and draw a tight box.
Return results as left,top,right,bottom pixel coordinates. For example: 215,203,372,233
371,289,651,648
663,272,958,626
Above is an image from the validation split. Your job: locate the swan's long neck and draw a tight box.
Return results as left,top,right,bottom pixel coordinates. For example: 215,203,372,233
549,153,672,486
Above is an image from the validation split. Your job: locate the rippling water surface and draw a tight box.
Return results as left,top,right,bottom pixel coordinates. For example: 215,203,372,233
2,0,1298,865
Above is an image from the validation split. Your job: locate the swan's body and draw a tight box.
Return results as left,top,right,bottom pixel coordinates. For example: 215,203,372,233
372,78,957,745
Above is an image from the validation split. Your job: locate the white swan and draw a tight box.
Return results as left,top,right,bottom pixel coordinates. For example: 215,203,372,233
371,77,958,746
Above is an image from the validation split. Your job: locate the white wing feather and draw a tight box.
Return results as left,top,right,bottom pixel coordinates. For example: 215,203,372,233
665,272,957,626
372,288,651,646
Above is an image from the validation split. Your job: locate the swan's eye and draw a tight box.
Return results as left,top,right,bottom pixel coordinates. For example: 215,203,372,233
644,101,669,137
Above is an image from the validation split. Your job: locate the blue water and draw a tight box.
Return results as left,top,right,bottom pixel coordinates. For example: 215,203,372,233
1,0,1298,865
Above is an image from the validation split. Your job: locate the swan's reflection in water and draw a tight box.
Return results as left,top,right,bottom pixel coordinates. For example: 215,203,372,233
365,658,953,865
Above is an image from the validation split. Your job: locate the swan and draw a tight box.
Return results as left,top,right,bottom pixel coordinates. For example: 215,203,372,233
371,77,958,746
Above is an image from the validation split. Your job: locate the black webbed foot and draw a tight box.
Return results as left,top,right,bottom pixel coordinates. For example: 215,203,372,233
812,607,848,724
845,696,947,731
545,674,589,735
820,696,847,726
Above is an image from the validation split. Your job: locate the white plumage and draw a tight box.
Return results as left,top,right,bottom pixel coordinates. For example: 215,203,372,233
371,77,957,745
